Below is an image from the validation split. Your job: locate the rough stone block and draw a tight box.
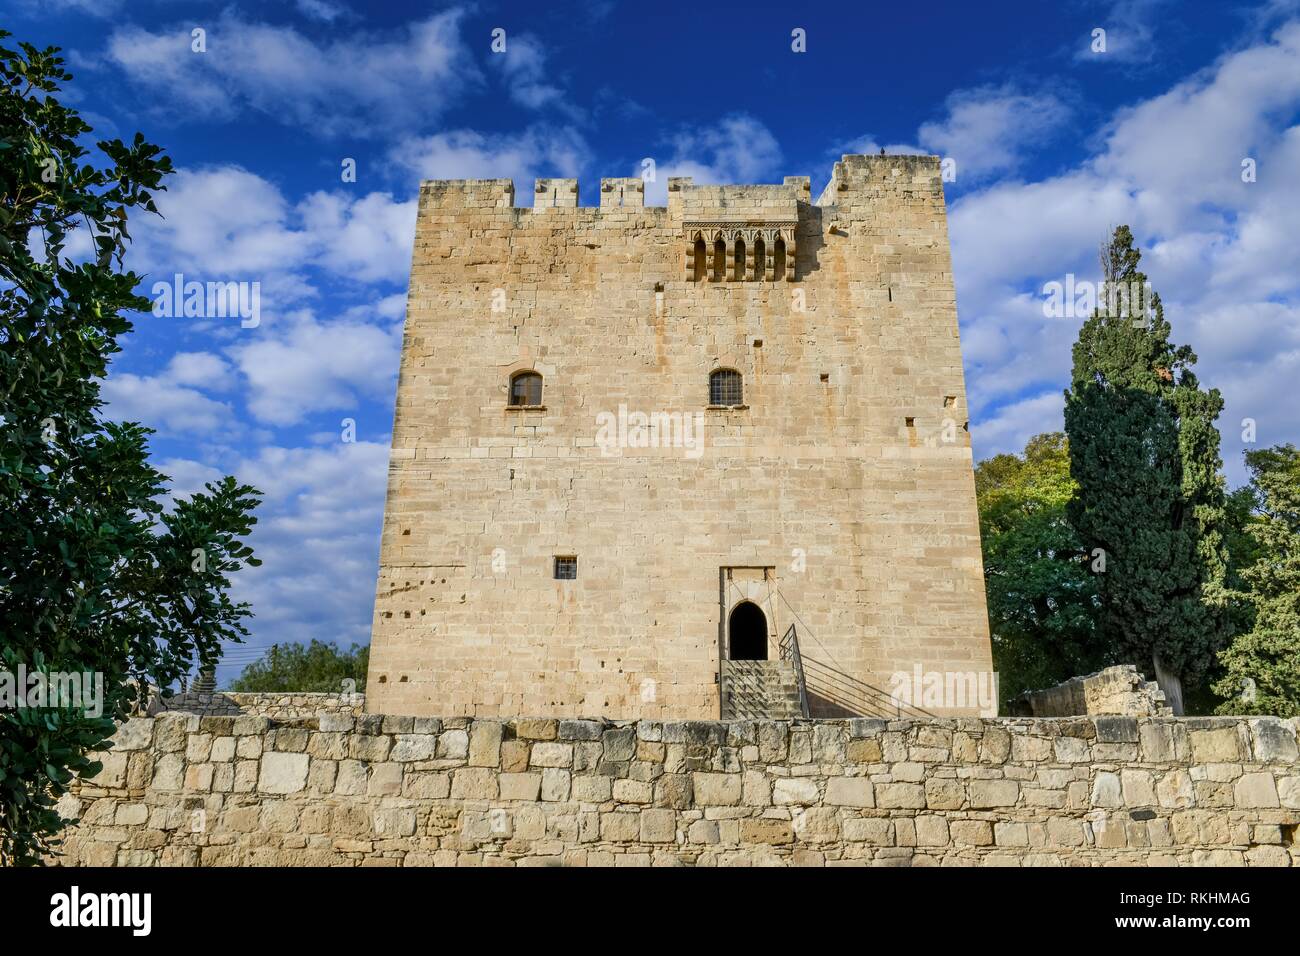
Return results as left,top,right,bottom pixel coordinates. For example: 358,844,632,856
1234,772,1279,808
824,777,875,808
969,779,1019,808
692,772,742,806
259,752,309,795
500,773,542,801
772,777,820,806
875,783,927,809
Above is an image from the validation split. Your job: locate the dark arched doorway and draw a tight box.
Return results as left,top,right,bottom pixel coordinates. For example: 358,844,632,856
729,602,768,660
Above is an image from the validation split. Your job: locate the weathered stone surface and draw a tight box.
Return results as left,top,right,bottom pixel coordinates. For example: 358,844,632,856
969,780,1019,808
1121,770,1156,807
113,719,154,752
772,778,819,806
151,753,183,792
499,772,542,801
50,709,1300,868
740,818,793,845
1251,719,1299,763
924,778,965,810
1053,737,1090,763
515,719,558,741
1094,716,1139,743
876,783,927,810
1090,772,1123,808
824,777,875,808
391,735,438,762
258,752,309,795
558,719,603,741
436,730,469,759
1234,772,1279,809
541,769,571,802
950,820,993,846
640,809,676,843
450,767,499,800
1190,727,1241,763
692,772,742,806
793,808,841,843
529,743,573,768
573,775,613,803
468,721,504,766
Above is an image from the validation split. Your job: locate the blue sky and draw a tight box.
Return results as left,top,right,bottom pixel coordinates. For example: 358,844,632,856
8,0,1300,682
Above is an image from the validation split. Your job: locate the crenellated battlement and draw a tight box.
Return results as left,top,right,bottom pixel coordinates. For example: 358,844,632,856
600,177,645,208
415,154,940,214
414,157,945,284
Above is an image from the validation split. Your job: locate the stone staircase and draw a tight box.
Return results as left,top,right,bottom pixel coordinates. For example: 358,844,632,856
720,660,805,719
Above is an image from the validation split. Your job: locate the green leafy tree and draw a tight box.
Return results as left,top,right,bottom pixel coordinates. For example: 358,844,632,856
976,433,1103,703
1064,226,1232,713
228,641,369,693
1213,445,1300,716
0,34,261,865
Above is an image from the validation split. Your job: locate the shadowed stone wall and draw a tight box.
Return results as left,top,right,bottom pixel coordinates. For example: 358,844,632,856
151,691,366,720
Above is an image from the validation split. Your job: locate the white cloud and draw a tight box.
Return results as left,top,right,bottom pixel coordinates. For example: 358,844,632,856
162,351,237,391
298,191,417,285
390,126,590,202
971,391,1065,457
131,167,306,278
110,164,414,429
295,0,352,23
1075,0,1170,64
102,353,236,435
918,86,1070,180
370,293,409,321
130,166,415,298
106,10,477,136
831,84,1069,187
489,33,576,115
228,310,402,426
644,114,782,206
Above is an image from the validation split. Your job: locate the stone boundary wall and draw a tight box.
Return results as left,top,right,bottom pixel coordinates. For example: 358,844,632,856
1009,666,1171,718
51,712,1300,867
152,691,366,720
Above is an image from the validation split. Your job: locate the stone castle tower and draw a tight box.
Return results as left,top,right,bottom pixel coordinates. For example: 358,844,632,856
366,154,993,720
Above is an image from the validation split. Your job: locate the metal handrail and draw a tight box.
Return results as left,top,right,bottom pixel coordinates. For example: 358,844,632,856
778,623,811,718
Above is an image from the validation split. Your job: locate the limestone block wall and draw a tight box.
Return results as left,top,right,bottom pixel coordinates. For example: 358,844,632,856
51,710,1300,867
368,154,992,720
152,692,367,720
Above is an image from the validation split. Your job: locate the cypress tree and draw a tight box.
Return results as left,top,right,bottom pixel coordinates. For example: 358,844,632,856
1063,226,1231,713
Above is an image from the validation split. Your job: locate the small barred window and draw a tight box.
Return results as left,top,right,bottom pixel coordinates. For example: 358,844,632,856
554,556,577,580
709,369,743,406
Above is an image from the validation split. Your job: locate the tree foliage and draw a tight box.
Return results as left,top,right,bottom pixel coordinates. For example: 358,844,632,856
0,34,261,865
227,641,369,694
975,433,1104,702
1213,445,1300,716
1063,226,1232,711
